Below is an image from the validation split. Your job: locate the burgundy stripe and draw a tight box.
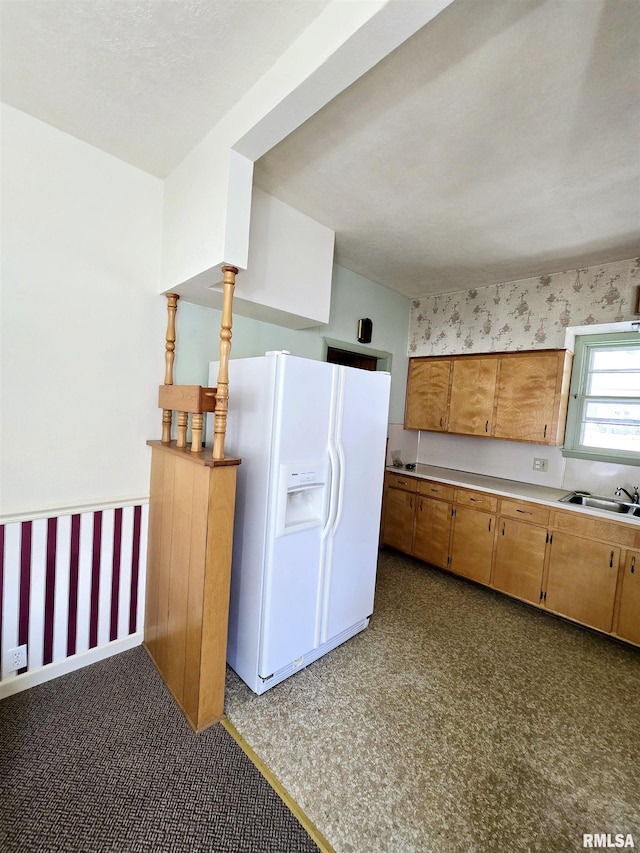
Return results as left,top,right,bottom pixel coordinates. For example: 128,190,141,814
67,514,81,657
0,525,5,665
89,512,103,649
109,509,123,642
18,521,32,674
129,506,142,634
43,517,58,665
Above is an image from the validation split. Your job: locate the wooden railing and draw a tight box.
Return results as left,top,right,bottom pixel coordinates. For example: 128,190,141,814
158,265,238,459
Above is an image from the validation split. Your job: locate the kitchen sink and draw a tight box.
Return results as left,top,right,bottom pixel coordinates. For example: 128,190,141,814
559,492,640,516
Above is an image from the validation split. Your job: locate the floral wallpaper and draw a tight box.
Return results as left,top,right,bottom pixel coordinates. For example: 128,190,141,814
408,257,640,356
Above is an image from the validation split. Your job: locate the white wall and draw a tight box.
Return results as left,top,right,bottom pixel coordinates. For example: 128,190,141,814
170,262,411,427
0,105,164,517
328,266,410,425
415,431,639,496
174,187,336,329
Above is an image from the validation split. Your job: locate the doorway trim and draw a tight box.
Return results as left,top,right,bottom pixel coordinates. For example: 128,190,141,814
322,337,392,372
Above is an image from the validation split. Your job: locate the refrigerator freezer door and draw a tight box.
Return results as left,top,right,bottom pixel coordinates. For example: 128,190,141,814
208,355,278,685
321,366,391,643
258,354,336,679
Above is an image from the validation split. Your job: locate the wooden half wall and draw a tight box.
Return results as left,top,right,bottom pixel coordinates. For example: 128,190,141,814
143,442,240,733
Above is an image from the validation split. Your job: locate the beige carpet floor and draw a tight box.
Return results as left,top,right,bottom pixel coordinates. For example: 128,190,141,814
224,550,640,853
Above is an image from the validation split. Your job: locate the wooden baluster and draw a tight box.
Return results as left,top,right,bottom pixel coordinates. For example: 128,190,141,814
161,409,172,444
162,293,180,443
177,411,188,448
191,413,203,453
213,265,238,460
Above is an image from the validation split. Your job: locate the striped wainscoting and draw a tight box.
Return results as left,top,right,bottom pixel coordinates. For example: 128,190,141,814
0,501,148,697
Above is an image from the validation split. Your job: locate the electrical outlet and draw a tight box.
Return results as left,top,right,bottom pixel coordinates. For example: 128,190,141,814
532,458,548,472
5,644,27,673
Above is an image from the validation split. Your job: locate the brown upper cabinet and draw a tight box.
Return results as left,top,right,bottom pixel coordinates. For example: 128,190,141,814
405,349,573,445
404,357,452,431
448,356,498,436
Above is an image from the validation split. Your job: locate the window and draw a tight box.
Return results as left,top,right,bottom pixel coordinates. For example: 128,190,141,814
563,332,640,466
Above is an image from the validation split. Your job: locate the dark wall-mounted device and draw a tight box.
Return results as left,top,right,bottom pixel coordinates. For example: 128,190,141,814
357,318,373,344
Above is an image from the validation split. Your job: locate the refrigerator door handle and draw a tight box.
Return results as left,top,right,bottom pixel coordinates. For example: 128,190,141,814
322,441,340,539
329,439,345,537
329,368,347,538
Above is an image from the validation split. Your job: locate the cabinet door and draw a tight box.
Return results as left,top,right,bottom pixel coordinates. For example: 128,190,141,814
545,531,619,632
447,357,498,436
405,358,452,431
413,496,452,568
492,517,548,604
616,550,640,645
494,351,564,443
449,506,496,584
382,487,416,553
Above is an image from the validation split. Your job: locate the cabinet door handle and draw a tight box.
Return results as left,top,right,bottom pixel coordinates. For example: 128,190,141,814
488,518,492,532
501,521,505,536
485,420,489,433
631,557,636,574
410,497,413,509
544,424,548,438
516,509,532,515
610,551,614,568
397,480,408,486
469,497,483,503
419,498,423,512
440,417,444,429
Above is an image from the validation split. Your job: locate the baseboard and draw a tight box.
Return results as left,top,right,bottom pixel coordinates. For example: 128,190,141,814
0,633,144,700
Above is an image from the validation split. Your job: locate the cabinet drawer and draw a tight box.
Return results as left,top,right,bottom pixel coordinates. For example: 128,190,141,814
455,488,498,512
499,499,549,526
552,509,640,549
385,472,418,492
417,480,455,501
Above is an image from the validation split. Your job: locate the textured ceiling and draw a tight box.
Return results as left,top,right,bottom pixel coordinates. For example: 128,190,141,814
0,0,329,177
2,0,639,298
255,0,640,297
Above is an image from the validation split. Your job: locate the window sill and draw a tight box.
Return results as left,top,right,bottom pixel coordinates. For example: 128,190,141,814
561,448,640,467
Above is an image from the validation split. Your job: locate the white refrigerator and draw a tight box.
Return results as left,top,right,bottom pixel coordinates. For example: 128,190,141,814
209,352,391,694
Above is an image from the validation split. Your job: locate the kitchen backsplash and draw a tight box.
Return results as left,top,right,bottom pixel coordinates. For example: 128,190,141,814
409,257,640,356
405,431,639,497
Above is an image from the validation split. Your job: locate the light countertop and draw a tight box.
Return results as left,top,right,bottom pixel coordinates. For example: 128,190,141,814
386,463,640,525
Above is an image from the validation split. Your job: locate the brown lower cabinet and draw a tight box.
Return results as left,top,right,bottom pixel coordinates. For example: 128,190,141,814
616,550,640,645
449,505,496,584
544,531,620,633
492,517,548,605
381,471,640,648
382,486,416,553
413,494,452,569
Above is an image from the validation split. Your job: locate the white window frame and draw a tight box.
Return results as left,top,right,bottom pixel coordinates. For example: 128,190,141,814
563,331,640,466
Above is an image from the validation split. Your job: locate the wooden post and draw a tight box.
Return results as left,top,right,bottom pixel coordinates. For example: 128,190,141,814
191,413,203,453
177,411,188,448
213,265,238,460
162,293,180,443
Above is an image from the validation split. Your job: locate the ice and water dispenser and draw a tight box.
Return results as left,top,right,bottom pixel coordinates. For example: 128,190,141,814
276,462,328,536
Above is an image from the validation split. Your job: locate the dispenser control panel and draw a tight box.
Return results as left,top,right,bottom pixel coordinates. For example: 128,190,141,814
276,462,328,537
286,469,324,488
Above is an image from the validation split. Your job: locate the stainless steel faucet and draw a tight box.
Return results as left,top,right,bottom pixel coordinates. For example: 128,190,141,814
615,486,640,504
